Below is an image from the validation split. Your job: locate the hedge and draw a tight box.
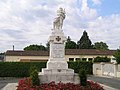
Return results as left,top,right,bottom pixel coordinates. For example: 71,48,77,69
68,61,93,74
0,61,92,77
0,62,46,77
93,56,110,62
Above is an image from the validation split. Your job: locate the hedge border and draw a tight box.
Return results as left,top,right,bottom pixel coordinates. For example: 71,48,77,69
0,61,92,77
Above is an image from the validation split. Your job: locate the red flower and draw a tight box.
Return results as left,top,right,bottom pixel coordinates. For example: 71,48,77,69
17,78,104,90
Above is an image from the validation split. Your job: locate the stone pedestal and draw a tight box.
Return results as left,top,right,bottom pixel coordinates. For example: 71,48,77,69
39,29,79,84
39,73,79,84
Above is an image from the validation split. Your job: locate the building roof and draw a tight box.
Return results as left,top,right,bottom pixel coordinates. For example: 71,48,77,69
6,50,49,56
5,49,116,56
66,49,115,55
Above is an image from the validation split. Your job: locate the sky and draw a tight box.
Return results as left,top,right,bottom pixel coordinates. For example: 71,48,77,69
0,0,120,52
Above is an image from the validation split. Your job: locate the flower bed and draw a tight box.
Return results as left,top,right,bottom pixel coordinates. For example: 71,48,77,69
17,78,104,90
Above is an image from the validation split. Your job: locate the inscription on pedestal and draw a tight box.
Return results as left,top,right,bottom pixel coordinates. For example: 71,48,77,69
52,44,64,58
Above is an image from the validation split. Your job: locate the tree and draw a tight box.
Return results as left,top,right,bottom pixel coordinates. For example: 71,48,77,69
93,42,108,50
77,31,93,49
113,49,120,64
0,52,4,61
46,42,50,51
0,53,5,55
65,36,77,49
24,44,47,51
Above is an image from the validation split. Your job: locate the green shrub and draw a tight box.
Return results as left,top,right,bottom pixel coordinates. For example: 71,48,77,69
30,66,40,86
0,61,93,77
0,62,30,77
0,62,46,77
113,49,120,64
94,56,110,62
79,69,87,86
68,61,93,74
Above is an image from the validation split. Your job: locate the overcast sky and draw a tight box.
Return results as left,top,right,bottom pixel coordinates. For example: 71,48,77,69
0,0,120,52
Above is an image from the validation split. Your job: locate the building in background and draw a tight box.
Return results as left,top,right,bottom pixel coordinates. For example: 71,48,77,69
4,49,116,62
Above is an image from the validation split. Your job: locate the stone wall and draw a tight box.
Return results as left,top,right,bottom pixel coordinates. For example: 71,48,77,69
93,62,120,78
103,63,114,76
118,65,120,71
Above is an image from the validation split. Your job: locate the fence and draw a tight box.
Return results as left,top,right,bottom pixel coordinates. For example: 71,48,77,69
93,62,120,77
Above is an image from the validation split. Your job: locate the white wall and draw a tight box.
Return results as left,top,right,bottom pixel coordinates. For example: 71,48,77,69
5,56,49,62
93,63,120,78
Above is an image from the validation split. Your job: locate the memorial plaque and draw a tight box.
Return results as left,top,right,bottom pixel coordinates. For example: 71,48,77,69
52,44,64,58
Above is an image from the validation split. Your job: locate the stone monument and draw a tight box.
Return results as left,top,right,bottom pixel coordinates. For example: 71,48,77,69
39,8,79,84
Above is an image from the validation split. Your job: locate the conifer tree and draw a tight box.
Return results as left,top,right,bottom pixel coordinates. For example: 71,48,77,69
77,31,93,49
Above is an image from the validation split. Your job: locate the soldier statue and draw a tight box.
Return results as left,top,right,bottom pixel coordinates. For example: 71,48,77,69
53,7,66,30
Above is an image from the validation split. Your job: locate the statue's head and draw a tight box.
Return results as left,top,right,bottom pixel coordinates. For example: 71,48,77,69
56,7,65,17
59,7,63,10
59,7,64,12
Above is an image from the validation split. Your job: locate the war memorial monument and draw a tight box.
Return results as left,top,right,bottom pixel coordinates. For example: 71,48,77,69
39,8,79,84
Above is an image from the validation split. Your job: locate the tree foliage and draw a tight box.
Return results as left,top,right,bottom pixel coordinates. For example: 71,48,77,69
46,42,50,51
23,31,111,51
0,53,5,55
93,42,108,50
113,49,120,64
77,31,93,49
24,44,47,51
65,36,77,49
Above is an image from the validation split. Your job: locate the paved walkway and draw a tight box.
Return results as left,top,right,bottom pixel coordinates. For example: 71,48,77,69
0,77,20,89
1,83,18,90
88,75,120,90
100,83,118,90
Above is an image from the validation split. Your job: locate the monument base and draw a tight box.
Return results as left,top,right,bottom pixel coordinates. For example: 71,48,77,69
47,60,68,69
38,73,79,84
39,61,77,84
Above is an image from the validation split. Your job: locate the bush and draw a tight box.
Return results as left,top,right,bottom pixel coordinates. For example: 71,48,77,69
68,61,93,74
0,62,46,77
0,61,93,77
79,69,87,86
30,66,40,86
0,62,30,77
113,49,120,64
94,56,110,62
